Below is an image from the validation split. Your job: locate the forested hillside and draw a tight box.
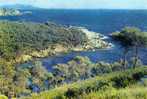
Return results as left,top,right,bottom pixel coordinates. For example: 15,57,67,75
0,21,88,61
0,21,147,99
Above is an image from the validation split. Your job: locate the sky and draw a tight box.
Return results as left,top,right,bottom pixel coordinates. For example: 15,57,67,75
0,0,147,9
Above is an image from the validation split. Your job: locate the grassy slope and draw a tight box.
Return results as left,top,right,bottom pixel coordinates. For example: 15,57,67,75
21,66,147,99
81,86,147,99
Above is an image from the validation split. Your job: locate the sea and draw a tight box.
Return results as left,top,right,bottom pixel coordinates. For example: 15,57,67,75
1,9,147,69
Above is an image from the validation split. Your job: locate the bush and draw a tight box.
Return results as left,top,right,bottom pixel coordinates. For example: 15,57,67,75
21,66,147,99
132,72,144,81
91,62,112,76
0,95,8,99
65,87,81,98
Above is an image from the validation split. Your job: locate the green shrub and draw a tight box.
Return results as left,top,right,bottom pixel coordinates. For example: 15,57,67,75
111,75,135,88
0,95,8,99
65,87,81,98
132,72,144,80
23,66,147,99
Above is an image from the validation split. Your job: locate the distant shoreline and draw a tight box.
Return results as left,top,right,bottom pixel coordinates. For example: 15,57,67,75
0,8,32,16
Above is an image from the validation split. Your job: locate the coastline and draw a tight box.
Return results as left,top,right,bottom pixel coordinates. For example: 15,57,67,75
71,26,113,51
0,8,32,16
14,27,113,64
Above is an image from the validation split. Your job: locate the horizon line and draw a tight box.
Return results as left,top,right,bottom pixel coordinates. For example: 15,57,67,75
0,4,147,10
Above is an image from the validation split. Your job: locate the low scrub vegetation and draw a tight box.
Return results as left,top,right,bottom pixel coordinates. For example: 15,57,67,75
21,66,147,99
80,86,147,99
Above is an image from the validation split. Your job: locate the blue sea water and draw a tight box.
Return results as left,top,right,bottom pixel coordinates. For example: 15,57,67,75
1,9,147,68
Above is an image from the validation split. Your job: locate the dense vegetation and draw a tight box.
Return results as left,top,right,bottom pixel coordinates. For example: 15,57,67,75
19,27,147,99
0,56,123,98
112,27,147,68
21,66,147,99
0,22,147,99
0,55,144,98
0,21,89,98
0,21,88,60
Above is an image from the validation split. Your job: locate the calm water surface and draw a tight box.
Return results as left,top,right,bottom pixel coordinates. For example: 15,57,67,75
1,9,147,69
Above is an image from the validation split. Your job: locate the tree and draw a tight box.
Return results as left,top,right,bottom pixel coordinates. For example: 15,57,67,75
112,27,147,68
0,61,15,98
31,61,49,91
14,68,31,97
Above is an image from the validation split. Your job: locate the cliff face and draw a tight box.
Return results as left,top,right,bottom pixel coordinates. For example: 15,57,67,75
0,8,21,16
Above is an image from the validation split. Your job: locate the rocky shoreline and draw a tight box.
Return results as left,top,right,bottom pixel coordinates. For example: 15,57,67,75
0,8,32,16
15,27,113,63
0,8,21,16
71,26,113,51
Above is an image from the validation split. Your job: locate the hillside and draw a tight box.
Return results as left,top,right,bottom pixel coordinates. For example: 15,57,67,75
0,54,146,99
0,21,146,99
0,21,112,98
0,21,85,61
0,21,110,63
21,66,147,99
